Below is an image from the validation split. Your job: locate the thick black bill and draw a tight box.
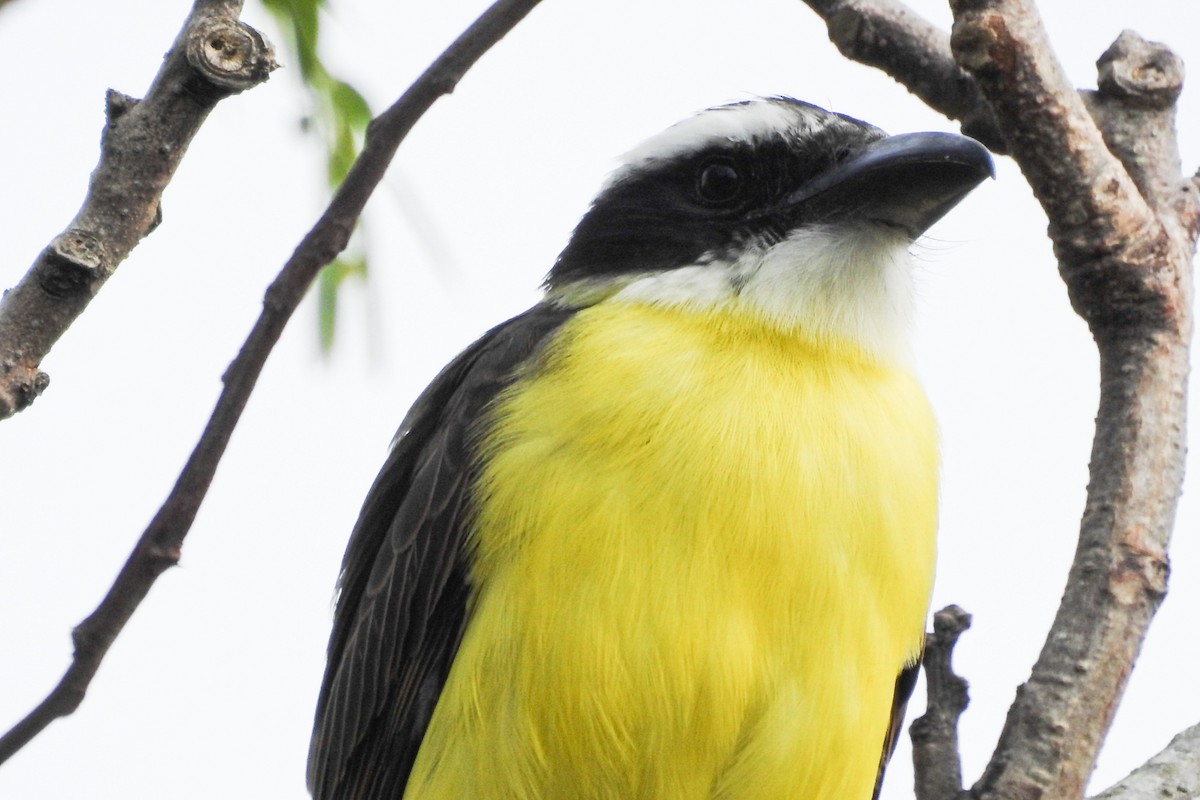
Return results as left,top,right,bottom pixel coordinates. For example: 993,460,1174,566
789,131,995,239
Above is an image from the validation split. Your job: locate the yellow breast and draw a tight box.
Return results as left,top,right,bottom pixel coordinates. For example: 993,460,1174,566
406,301,939,799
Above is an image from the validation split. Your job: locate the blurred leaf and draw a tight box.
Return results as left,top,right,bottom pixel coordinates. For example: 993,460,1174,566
259,0,373,352
317,257,368,353
260,0,322,80
328,122,357,186
330,79,372,131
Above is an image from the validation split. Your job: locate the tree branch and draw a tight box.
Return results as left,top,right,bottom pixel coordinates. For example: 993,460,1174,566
798,0,1004,151
944,3,1194,799
1088,722,1200,800
1083,32,1194,226
800,2,1196,798
0,0,544,766
910,606,972,800
0,0,276,419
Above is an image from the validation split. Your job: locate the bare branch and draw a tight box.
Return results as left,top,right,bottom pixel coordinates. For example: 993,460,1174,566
798,0,1003,150
798,1,1197,797
950,0,1168,278
0,0,276,419
0,0,544,765
1088,723,1200,800
942,2,1196,798
910,606,972,800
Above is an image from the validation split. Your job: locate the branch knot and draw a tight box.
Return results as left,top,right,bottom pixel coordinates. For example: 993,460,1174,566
0,363,49,419
950,12,1015,77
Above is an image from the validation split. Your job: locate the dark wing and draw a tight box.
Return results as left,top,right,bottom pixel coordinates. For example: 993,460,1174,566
872,659,922,800
307,304,573,800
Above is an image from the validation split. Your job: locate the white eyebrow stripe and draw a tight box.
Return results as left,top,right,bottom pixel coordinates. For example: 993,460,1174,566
603,101,829,189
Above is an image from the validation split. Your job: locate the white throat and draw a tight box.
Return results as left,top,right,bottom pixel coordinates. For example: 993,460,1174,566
607,224,917,365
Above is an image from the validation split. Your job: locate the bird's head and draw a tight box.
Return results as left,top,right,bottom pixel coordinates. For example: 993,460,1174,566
545,97,993,360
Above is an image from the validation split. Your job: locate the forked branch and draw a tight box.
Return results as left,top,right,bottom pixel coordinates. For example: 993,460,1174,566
948,3,1193,797
799,0,1003,150
802,1,1196,798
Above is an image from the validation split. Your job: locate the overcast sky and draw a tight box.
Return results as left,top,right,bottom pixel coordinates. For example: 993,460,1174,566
1,1,1198,798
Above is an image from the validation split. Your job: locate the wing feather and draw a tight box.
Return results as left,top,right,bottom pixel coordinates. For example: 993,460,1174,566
307,304,573,800
873,659,922,800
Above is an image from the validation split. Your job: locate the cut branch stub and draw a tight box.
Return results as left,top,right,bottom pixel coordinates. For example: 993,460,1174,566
38,232,107,298
186,18,277,93
1097,31,1184,110
1085,32,1192,239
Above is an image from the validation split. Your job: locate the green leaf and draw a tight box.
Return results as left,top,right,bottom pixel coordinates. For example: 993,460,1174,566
258,0,375,351
328,122,357,186
330,79,372,132
261,0,323,80
317,257,368,353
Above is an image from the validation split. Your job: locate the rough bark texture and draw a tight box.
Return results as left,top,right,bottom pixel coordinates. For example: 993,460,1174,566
1089,723,1200,800
0,0,275,420
801,2,1196,799
0,0,545,767
949,3,1194,798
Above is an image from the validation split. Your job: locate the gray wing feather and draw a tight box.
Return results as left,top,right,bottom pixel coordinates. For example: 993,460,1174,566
307,304,573,800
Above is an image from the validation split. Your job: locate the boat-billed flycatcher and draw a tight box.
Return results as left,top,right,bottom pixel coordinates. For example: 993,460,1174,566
308,97,992,800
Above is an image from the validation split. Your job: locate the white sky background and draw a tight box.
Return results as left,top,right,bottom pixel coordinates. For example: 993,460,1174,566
0,0,1197,798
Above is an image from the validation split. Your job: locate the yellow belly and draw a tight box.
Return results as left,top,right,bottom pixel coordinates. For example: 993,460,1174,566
406,302,939,799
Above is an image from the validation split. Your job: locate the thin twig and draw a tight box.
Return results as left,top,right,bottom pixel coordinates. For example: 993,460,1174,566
0,0,544,766
0,0,275,419
910,606,972,800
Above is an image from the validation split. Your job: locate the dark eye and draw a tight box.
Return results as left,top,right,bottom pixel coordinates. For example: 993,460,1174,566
695,160,742,205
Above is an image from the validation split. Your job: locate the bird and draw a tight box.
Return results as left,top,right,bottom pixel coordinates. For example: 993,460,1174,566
307,96,993,800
